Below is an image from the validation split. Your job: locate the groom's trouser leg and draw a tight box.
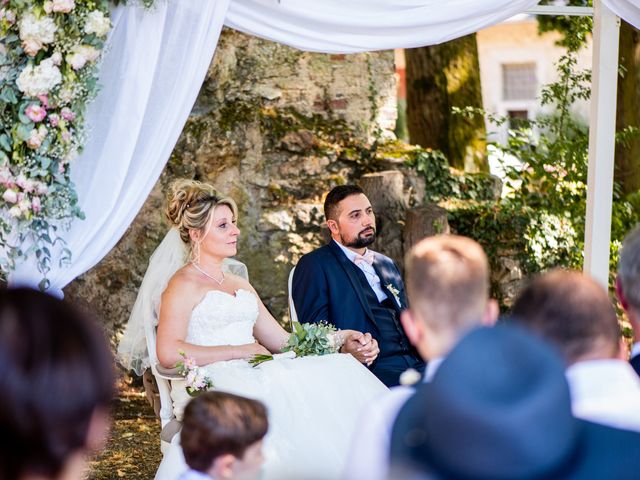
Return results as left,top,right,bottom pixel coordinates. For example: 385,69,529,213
371,355,425,388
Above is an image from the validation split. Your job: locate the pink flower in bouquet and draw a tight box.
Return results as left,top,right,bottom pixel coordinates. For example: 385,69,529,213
61,130,71,142
26,130,42,149
25,103,47,122
0,8,15,24
60,107,75,121
2,189,17,203
35,182,48,195
58,162,66,174
38,94,49,108
31,196,41,213
52,0,75,13
50,51,62,66
48,113,59,127
184,356,197,370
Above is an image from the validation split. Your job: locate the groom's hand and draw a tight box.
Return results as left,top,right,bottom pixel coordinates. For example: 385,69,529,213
341,332,379,366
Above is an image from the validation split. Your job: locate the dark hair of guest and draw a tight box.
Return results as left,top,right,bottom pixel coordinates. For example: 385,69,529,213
323,184,365,222
0,287,115,479
181,391,269,472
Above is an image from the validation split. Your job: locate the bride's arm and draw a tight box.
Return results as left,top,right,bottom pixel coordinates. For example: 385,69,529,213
156,279,268,368
245,285,291,353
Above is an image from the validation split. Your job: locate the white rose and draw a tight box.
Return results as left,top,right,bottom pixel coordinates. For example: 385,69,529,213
50,51,62,65
16,58,62,97
19,14,57,57
2,189,18,204
52,0,75,13
8,206,22,218
18,198,32,213
84,10,111,37
67,45,100,70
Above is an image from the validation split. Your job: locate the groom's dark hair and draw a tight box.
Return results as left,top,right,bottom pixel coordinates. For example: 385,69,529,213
182,391,268,472
0,288,114,479
324,184,365,222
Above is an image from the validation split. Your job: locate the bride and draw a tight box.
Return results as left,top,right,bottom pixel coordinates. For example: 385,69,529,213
118,179,388,480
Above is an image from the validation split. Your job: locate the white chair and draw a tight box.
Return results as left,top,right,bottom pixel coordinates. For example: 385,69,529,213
288,266,298,329
144,258,250,454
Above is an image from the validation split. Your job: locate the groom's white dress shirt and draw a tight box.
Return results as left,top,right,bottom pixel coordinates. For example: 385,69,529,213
566,359,640,432
342,358,443,480
334,240,388,303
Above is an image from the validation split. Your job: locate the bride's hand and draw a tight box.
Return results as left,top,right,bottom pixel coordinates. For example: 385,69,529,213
340,331,379,366
237,342,271,359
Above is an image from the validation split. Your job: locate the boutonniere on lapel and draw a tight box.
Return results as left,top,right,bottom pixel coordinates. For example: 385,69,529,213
386,283,402,309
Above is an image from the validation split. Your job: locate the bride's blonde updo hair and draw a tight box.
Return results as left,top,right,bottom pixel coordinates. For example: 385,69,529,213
165,179,238,246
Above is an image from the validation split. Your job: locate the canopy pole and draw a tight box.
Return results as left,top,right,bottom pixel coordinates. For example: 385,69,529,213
584,0,621,286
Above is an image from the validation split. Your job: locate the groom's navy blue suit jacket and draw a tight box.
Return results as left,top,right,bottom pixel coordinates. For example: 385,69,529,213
292,240,407,337
292,241,425,386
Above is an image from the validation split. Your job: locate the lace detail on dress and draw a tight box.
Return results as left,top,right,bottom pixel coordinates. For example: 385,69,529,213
186,289,258,347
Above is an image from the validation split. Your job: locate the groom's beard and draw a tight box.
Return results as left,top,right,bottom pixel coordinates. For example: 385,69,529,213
342,226,376,249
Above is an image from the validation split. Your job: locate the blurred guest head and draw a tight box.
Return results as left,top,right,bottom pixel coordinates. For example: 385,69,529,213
618,224,640,317
0,287,114,480
390,325,640,480
401,235,497,360
511,269,620,364
181,391,268,480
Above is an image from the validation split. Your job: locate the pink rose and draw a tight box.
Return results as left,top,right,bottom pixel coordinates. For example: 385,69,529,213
48,113,59,127
52,0,74,13
25,103,47,123
37,94,49,108
2,189,17,203
60,107,75,121
26,130,42,149
22,38,42,57
31,196,41,213
61,130,71,142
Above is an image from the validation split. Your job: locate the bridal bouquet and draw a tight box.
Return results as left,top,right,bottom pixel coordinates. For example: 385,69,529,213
176,351,214,397
250,321,343,367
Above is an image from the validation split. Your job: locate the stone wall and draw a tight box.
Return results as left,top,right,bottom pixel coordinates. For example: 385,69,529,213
64,29,398,340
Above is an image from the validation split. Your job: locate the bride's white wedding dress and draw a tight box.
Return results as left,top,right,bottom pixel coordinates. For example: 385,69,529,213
155,288,388,480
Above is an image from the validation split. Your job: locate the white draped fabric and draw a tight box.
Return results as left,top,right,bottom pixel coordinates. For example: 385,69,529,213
225,0,541,53
24,0,640,293
604,0,640,29
10,0,231,295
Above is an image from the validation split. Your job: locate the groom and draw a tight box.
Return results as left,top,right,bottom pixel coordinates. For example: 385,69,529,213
292,185,425,387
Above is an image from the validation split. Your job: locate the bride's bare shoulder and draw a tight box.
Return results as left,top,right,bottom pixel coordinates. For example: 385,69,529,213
163,266,200,299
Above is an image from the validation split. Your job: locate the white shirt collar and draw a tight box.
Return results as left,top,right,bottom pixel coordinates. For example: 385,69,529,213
333,239,369,263
425,356,444,382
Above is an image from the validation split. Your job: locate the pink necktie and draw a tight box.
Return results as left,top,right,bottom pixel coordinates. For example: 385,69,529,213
354,250,375,266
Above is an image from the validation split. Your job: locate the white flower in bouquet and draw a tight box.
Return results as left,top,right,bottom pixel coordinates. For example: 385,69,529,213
67,45,100,70
18,197,32,214
2,189,18,204
84,10,111,37
19,14,57,57
16,58,62,97
8,205,22,218
52,0,75,13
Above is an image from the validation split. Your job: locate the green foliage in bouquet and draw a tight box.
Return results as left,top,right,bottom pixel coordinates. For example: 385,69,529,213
250,321,339,367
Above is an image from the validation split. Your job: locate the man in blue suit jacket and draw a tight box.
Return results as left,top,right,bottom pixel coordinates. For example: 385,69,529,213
292,185,425,387
617,224,640,376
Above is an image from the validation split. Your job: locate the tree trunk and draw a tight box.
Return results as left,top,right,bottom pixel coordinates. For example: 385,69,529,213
405,34,488,172
360,171,407,270
615,20,640,196
403,204,450,253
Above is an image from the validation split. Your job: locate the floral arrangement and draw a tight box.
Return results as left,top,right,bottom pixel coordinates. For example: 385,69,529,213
0,0,156,289
0,0,116,288
250,321,343,367
176,351,214,397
